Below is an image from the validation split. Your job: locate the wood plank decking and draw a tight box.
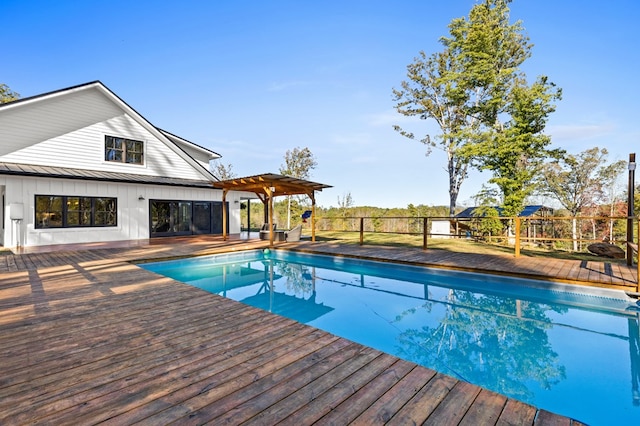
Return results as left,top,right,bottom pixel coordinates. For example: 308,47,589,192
1,235,626,424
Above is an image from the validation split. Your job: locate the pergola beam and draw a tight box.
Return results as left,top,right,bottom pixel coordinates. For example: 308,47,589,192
213,173,331,244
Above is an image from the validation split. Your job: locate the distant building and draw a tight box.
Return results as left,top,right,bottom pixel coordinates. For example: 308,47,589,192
431,205,554,239
455,205,554,219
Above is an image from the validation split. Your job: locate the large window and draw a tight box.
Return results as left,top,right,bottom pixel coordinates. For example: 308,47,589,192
105,135,144,165
35,195,117,229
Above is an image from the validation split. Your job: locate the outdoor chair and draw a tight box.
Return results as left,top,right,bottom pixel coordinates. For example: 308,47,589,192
285,224,302,242
259,223,277,240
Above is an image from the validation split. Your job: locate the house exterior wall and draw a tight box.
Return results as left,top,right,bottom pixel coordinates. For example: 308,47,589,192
0,94,205,181
0,82,243,249
0,175,241,248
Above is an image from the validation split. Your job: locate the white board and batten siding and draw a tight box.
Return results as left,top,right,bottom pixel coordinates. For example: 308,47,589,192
0,90,207,182
0,82,240,249
0,174,238,248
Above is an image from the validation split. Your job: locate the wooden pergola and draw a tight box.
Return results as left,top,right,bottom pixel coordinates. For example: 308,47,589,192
212,173,332,246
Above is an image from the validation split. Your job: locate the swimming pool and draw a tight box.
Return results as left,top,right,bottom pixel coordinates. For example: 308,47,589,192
142,249,640,425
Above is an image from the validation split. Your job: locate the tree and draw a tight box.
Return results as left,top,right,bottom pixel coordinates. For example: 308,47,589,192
393,0,560,217
599,159,627,241
445,0,562,216
211,161,236,180
279,147,317,228
393,49,472,217
0,83,19,103
464,76,562,216
541,147,609,251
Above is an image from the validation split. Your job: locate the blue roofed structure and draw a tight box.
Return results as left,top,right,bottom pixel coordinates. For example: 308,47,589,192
455,205,553,218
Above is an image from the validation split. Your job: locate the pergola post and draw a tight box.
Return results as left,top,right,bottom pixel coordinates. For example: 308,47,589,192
309,191,316,242
222,189,228,241
266,185,275,247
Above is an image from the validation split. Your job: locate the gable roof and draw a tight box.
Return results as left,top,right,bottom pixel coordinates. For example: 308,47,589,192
0,81,219,183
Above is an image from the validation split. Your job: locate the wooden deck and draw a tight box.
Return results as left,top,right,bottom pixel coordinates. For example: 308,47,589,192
1,235,625,425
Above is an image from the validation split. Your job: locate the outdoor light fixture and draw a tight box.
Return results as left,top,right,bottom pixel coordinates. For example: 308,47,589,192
138,195,145,201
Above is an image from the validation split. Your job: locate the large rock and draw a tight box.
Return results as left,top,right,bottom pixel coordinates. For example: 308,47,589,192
587,242,626,259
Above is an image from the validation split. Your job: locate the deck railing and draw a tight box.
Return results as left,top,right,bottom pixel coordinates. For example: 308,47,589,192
313,215,640,285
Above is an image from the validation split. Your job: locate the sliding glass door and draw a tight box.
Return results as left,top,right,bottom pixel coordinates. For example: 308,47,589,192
150,200,228,237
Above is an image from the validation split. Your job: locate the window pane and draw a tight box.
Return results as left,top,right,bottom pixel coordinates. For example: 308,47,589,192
105,135,142,164
125,140,143,164
151,201,172,233
105,136,124,162
176,202,192,232
94,198,117,226
67,197,92,226
193,202,211,234
35,196,63,228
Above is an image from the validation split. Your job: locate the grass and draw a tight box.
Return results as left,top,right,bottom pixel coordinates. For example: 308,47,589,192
312,230,631,264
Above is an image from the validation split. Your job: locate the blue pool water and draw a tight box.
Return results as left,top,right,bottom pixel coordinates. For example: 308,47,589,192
141,249,640,425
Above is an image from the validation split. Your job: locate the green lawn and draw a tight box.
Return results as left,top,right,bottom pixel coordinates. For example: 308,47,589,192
312,230,631,263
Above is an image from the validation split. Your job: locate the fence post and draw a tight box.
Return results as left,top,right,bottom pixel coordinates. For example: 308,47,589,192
514,217,521,257
359,217,364,246
423,217,428,251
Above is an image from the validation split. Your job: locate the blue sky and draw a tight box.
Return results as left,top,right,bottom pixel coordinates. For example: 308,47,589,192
4,0,638,208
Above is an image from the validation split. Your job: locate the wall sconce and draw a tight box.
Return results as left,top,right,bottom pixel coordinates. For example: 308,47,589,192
138,195,145,201
234,200,240,204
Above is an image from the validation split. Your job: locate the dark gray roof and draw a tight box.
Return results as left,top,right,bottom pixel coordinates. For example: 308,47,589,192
0,162,216,189
455,205,553,218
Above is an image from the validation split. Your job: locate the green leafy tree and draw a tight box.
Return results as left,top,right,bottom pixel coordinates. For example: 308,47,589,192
541,147,609,251
445,0,562,216
393,48,472,217
393,0,560,217
465,76,562,216
0,83,19,103
279,147,317,228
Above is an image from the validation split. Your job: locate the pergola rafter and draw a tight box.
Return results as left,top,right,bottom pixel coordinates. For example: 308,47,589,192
212,173,332,246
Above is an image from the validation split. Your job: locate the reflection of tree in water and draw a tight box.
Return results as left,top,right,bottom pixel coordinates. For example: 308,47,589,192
274,261,314,297
394,289,567,401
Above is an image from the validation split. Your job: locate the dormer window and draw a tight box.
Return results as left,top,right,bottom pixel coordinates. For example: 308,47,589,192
105,135,144,165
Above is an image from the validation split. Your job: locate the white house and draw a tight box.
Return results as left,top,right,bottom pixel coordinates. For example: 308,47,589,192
0,81,243,249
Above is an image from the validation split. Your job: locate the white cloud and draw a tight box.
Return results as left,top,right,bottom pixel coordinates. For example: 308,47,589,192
366,109,421,127
547,122,615,141
266,80,314,92
330,132,373,146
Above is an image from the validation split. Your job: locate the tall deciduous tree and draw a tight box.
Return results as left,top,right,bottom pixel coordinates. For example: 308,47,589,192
393,0,561,217
279,147,317,228
541,147,609,251
393,49,472,217
0,83,19,103
464,75,562,216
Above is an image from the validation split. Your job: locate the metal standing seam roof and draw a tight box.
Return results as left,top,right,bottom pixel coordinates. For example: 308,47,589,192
0,162,216,189
455,205,552,218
